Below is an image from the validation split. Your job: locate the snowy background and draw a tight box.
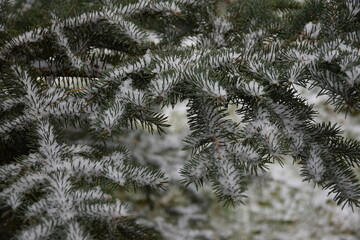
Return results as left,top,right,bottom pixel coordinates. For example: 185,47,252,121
127,90,360,240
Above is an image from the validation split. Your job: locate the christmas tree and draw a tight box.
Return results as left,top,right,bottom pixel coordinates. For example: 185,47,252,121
1,0,359,239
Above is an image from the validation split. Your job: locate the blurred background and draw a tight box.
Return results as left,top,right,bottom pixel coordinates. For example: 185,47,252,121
117,87,360,240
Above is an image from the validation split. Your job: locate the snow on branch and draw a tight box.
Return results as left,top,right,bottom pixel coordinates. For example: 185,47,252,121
305,146,325,182
213,159,246,205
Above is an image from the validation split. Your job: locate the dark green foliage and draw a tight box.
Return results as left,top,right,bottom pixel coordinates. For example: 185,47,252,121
1,0,360,239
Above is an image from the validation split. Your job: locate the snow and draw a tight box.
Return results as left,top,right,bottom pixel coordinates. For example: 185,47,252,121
304,22,321,39
346,0,360,18
156,97,360,240
241,80,265,97
306,146,325,182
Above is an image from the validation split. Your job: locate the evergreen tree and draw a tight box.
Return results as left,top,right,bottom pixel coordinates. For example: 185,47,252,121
0,0,359,239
